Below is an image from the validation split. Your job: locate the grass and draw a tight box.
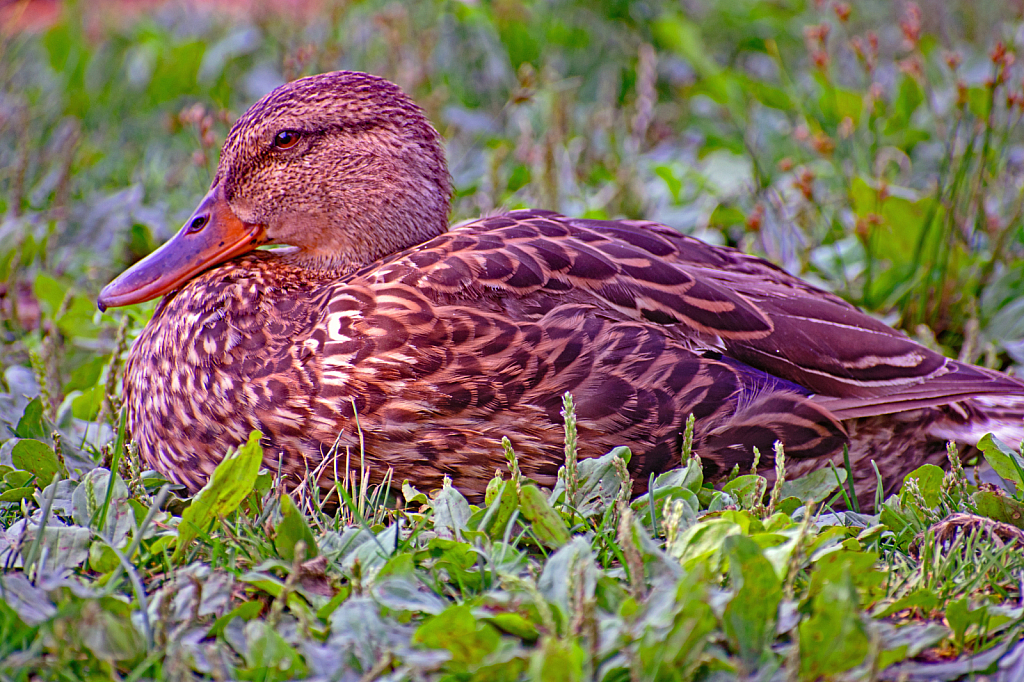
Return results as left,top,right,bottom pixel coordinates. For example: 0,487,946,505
3,396,1024,680
2,0,1024,679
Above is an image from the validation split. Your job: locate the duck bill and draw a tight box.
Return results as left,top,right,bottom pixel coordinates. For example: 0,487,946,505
97,186,266,311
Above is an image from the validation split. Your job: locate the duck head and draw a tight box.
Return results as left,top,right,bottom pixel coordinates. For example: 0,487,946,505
98,71,452,310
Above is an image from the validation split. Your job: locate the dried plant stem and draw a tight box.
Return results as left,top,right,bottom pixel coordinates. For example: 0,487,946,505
680,413,695,463
617,506,645,599
783,500,817,600
98,315,131,430
768,441,787,516
502,436,522,496
560,392,579,509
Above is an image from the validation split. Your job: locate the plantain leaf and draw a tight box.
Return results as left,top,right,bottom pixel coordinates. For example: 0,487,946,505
11,439,62,485
274,493,318,562
519,485,571,548
173,431,263,562
978,434,1024,496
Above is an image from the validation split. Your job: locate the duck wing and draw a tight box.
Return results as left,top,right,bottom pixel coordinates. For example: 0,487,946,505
298,208,1023,491
310,286,846,488
377,209,1023,418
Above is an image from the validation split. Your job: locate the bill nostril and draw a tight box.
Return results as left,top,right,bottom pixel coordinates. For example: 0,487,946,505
187,215,209,234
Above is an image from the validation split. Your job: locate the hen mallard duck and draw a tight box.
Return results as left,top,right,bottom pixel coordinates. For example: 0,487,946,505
99,71,1024,508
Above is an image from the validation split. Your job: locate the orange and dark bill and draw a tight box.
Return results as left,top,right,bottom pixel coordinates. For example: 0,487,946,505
97,185,265,311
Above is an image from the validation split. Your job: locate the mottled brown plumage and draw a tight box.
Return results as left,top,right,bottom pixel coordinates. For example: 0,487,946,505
100,71,1024,509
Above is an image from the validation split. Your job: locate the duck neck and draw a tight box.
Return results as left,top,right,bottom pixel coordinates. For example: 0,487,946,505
272,247,370,277
268,209,451,276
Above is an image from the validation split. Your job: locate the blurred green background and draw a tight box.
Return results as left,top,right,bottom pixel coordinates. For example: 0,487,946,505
2,0,1024,443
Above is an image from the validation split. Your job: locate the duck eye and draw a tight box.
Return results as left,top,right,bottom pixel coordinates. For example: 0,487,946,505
186,214,208,234
273,130,301,150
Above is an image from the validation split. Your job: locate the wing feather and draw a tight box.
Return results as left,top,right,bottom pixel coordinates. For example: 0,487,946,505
367,209,1022,421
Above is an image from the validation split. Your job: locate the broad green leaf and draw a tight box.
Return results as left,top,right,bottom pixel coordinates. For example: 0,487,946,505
65,355,105,392
432,479,472,541
79,601,146,664
253,469,274,498
4,470,33,489
88,542,119,573
632,483,700,520
550,446,630,517
894,75,924,124
636,570,716,678
413,604,501,670
806,526,856,558
341,523,399,573
55,296,100,339
173,431,263,562
418,539,480,588
71,468,131,547
495,17,541,67
814,74,861,127
484,611,538,640
324,596,405,671
980,603,1023,636
32,274,65,317
722,535,782,668
274,493,318,562
0,574,56,626
236,619,308,681
806,550,883,604
484,471,505,505
377,552,416,581
848,175,946,301
978,434,1024,496
70,386,104,421
779,467,846,503
966,85,991,119
11,439,62,484
946,598,989,650
206,601,263,638
0,486,34,503
668,517,741,567
762,530,804,580
519,485,571,548
900,464,944,508
315,590,349,622
374,577,448,616
775,497,803,516
879,496,917,541
12,521,91,568
529,636,584,682
237,572,315,621
873,588,939,619
722,474,766,510
402,480,429,505
972,490,1024,529
763,512,797,533
875,621,949,669
654,164,684,202
720,509,764,535
652,456,703,494
15,399,48,441
471,479,519,540
632,485,700,533
799,570,869,680
834,87,864,126
539,537,596,624
738,74,793,111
